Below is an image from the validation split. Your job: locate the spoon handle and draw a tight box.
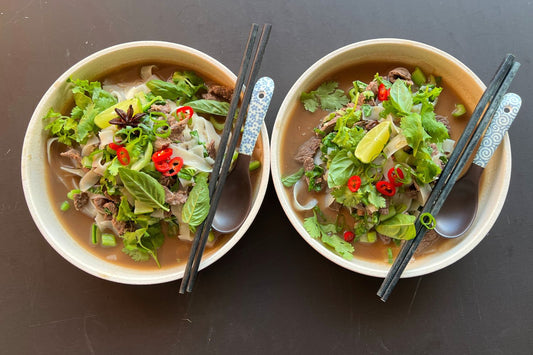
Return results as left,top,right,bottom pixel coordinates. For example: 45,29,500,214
473,93,521,168
239,77,275,156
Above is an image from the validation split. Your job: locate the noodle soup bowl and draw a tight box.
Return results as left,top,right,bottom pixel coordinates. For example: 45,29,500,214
21,41,270,284
271,38,511,278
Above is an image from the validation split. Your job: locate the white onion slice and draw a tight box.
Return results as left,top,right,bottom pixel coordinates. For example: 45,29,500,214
171,205,193,241
383,134,408,158
79,170,101,191
46,137,59,167
95,212,116,234
363,105,384,121
293,178,318,211
99,125,117,149
418,183,432,205
442,139,455,155
60,166,85,177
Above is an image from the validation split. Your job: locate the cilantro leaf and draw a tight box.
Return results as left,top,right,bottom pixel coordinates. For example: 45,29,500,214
300,82,349,112
303,210,354,260
400,113,430,155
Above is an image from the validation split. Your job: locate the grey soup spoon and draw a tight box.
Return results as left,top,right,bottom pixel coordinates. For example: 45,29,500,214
435,93,522,238
212,77,274,233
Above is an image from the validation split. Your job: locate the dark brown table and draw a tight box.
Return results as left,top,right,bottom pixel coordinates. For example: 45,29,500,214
2,1,532,353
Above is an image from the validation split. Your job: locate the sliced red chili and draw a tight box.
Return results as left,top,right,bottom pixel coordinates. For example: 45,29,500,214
116,147,130,166
347,175,362,192
108,142,122,151
387,167,405,186
176,106,194,121
378,83,390,101
152,148,173,163
163,157,184,176
154,160,171,173
376,181,396,196
343,231,355,242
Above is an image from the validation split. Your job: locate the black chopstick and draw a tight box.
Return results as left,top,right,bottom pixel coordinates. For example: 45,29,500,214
179,23,272,293
377,54,519,301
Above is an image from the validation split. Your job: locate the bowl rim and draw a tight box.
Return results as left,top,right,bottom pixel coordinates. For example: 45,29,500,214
271,38,511,278
21,40,271,284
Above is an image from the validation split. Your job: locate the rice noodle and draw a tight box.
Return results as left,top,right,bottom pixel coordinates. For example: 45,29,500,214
171,205,193,241
82,135,99,156
95,212,116,234
99,125,118,149
293,178,318,211
140,65,158,81
59,166,85,177
46,137,59,167
383,134,408,158
92,152,111,175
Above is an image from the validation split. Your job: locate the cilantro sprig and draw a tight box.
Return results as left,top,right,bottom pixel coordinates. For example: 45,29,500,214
300,81,349,112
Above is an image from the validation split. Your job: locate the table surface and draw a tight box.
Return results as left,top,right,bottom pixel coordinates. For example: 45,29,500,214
2,1,532,354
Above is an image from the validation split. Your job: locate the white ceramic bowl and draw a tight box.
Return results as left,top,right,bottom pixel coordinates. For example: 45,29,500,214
271,38,511,278
21,41,270,284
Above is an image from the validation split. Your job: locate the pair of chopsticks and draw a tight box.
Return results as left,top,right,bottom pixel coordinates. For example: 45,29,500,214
377,54,520,302
179,23,272,294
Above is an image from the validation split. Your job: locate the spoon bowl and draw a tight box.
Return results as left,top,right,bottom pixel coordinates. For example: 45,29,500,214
212,77,274,233
435,93,521,238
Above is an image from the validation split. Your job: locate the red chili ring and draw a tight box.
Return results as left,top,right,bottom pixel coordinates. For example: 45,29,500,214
163,157,184,177
347,175,362,192
152,148,173,163
154,160,171,173
116,147,130,166
343,231,355,242
176,106,194,121
387,167,405,187
376,181,396,196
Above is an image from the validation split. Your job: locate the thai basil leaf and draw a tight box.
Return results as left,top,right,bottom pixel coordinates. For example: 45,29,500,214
389,80,412,115
181,173,210,227
146,79,181,100
187,99,230,116
327,150,358,188
281,168,305,187
375,214,416,240
118,168,169,212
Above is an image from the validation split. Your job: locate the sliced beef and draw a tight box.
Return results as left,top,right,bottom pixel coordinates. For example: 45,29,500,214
60,149,83,168
388,67,413,86
294,136,321,164
149,103,171,114
163,186,188,205
378,233,392,245
415,229,440,256
72,192,89,211
112,218,134,236
206,140,217,160
154,137,171,151
364,120,379,130
168,118,188,141
378,199,390,216
205,85,234,102
92,196,116,220
436,115,451,132
366,80,379,96
159,175,176,188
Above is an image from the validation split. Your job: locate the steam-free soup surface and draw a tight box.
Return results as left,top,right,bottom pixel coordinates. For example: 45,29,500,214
46,63,263,269
280,62,469,263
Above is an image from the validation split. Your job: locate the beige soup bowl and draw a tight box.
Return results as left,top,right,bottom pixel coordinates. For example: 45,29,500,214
21,41,270,284
271,38,511,278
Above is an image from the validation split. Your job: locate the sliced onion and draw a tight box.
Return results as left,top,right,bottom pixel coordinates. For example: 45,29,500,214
46,137,59,167
418,183,432,205
363,105,384,121
99,125,117,149
383,133,408,158
79,201,97,219
82,134,99,156
95,212,116,234
314,150,323,166
59,166,85,177
79,170,101,191
442,139,455,155
171,205,193,241
293,178,318,211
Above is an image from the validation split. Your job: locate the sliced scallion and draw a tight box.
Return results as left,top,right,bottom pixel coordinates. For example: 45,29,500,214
91,223,100,245
60,201,70,211
101,233,117,247
411,67,427,86
67,189,81,200
452,103,466,117
387,248,394,264
249,160,261,171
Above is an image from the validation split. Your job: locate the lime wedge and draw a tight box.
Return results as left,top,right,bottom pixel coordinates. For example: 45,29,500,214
354,121,391,163
94,97,142,129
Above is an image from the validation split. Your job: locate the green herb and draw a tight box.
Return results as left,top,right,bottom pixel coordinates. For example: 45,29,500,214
420,212,436,230
389,80,413,115
67,189,81,200
91,223,100,245
362,104,373,118
121,228,162,267
353,80,368,93
60,201,70,211
303,209,354,260
305,165,324,192
181,173,210,228
118,168,169,212
281,168,305,187
401,113,429,155
177,167,197,181
300,82,349,112
209,117,225,131
146,79,182,101
116,196,136,222
188,99,230,116
326,150,359,188
375,214,416,240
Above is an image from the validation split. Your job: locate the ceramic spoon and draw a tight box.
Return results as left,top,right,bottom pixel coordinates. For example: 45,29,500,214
435,93,521,238
212,77,274,233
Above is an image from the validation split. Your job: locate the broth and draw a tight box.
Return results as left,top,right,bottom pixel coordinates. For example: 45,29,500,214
46,63,263,270
280,62,469,263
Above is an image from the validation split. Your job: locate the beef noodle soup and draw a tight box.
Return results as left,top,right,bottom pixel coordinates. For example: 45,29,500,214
44,63,263,269
279,62,469,264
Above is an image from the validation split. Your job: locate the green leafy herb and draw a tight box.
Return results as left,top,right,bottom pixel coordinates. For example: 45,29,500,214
118,168,169,212
281,168,305,187
121,226,163,267
300,82,349,112
389,80,413,115
326,150,359,188
387,247,394,264
182,173,210,227
146,79,182,100
303,210,354,260
305,165,324,192
188,99,230,116
401,113,429,155
375,214,416,240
